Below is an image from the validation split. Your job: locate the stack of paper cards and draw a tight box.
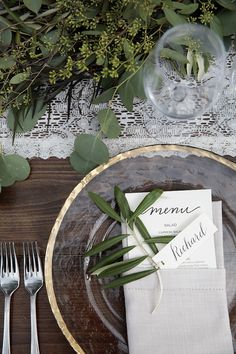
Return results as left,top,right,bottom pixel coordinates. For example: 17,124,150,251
122,189,217,268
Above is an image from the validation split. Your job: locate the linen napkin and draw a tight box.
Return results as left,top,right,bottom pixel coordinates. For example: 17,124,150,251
124,201,234,354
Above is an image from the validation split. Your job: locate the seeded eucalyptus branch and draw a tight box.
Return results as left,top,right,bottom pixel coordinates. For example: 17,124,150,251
0,1,235,178
85,186,174,288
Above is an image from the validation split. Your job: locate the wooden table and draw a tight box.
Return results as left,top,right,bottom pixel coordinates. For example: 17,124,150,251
0,158,81,354
0,155,235,354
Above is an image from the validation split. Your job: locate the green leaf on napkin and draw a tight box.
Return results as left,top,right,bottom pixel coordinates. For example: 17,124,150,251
135,217,158,254
103,269,156,289
145,236,174,244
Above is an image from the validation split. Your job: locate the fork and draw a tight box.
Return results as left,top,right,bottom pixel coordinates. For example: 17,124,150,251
0,242,20,354
23,242,43,354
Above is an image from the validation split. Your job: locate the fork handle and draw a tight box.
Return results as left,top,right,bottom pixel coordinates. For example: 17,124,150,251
2,295,11,354
30,294,40,354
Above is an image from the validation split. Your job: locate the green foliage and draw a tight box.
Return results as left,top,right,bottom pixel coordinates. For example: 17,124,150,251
98,108,121,138
85,187,168,288
0,0,233,178
0,150,30,189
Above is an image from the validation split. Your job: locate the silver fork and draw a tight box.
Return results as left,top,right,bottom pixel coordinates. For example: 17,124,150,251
23,242,43,354
0,242,20,354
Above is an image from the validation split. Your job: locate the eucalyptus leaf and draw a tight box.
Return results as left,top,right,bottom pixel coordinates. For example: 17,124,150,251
89,246,136,273
0,56,16,69
163,8,187,26
114,185,131,220
129,189,163,221
123,38,133,60
85,234,128,256
74,134,109,165
88,191,122,222
0,26,12,49
135,217,158,254
218,11,236,36
70,151,97,174
23,0,42,14
118,72,135,111
4,154,30,181
172,2,198,15
216,0,236,10
103,268,156,288
145,236,174,244
160,48,189,64
0,157,15,187
210,16,223,37
97,256,147,277
97,108,121,138
10,72,29,85
92,87,116,104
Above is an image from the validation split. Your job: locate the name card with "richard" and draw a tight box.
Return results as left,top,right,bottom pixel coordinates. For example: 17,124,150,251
152,213,217,269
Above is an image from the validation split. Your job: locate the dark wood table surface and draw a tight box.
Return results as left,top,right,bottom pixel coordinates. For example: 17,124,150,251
0,158,81,354
0,155,235,354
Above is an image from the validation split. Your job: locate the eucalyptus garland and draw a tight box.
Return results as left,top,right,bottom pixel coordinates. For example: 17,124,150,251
0,0,236,188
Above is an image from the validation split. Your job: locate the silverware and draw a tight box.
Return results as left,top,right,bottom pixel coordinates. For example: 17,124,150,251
0,242,20,354
23,242,43,354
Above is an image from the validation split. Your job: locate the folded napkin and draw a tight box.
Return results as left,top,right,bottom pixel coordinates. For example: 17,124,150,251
124,201,234,354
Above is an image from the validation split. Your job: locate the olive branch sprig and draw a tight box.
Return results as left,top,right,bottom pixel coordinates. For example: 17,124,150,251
85,186,173,289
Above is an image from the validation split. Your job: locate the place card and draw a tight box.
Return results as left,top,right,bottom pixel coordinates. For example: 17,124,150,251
123,189,217,268
152,213,217,269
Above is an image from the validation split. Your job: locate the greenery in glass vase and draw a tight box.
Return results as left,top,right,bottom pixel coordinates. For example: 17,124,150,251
0,0,236,188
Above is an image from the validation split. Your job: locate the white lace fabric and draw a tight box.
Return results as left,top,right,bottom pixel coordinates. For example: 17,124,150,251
1,49,236,159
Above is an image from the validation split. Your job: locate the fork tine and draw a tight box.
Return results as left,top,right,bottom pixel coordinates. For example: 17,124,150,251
4,242,8,275
31,242,37,273
35,242,42,276
12,242,19,276
9,242,13,273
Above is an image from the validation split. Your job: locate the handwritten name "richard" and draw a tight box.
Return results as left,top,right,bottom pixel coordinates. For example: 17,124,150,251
170,222,207,261
143,205,200,216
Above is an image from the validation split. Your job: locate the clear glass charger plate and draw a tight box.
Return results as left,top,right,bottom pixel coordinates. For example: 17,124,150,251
45,145,236,354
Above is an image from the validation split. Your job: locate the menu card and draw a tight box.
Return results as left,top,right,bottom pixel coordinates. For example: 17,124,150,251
122,189,216,268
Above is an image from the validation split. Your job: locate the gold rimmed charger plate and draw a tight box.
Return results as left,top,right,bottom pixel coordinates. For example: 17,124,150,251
45,144,236,354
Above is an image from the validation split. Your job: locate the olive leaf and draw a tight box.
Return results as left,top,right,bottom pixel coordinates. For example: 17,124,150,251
97,256,147,277
145,236,174,244
135,217,158,254
114,185,131,220
172,2,198,15
97,108,121,138
216,0,236,10
88,191,122,222
85,234,129,256
210,16,223,37
128,189,163,222
89,246,136,273
7,100,47,133
103,269,156,289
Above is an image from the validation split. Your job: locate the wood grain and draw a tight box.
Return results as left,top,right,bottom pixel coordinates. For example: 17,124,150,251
0,158,82,354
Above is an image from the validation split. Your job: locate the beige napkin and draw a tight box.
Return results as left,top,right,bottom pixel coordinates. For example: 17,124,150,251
124,201,234,354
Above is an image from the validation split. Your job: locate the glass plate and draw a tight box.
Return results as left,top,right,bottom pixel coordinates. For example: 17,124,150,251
45,145,236,354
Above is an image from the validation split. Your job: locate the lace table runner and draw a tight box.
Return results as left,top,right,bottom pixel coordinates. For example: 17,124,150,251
0,49,236,159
